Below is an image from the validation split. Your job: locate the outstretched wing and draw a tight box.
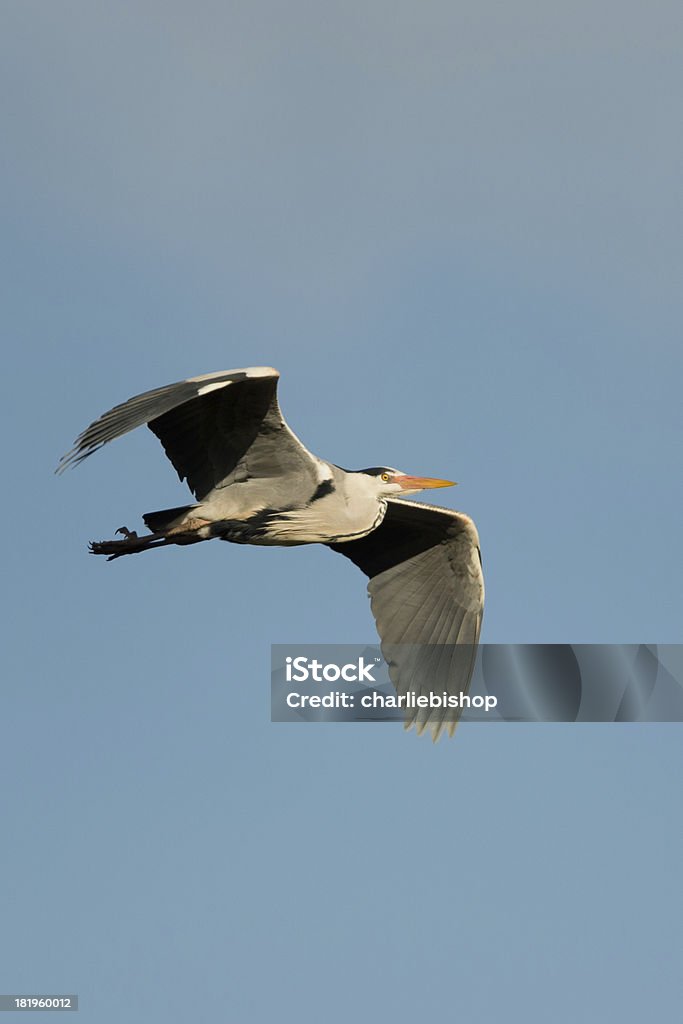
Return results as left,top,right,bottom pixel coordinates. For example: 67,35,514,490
329,497,484,740
57,367,322,500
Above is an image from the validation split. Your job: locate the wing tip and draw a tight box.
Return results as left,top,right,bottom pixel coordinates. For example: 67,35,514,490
403,713,459,742
55,442,102,475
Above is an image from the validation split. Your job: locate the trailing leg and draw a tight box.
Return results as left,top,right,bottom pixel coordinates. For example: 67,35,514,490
89,527,177,560
89,525,209,560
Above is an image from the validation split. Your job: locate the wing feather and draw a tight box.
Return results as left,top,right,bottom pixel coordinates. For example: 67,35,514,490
329,497,484,740
57,366,321,500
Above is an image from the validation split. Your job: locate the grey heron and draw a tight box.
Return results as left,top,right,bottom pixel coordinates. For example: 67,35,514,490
58,367,484,739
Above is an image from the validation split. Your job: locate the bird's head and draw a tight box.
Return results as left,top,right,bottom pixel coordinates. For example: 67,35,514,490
359,467,456,497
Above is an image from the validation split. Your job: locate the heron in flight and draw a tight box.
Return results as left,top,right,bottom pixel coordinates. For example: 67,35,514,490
58,367,484,739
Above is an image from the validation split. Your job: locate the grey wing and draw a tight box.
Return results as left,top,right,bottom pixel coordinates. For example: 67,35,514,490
329,498,484,740
57,366,322,500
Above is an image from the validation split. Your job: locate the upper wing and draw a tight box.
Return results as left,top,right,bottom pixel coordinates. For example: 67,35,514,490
329,497,484,740
57,367,322,500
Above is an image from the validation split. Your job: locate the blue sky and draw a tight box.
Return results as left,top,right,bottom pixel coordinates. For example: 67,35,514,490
1,3,681,1021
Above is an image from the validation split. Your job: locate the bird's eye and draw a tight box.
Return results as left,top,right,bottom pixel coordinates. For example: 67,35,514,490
381,472,391,482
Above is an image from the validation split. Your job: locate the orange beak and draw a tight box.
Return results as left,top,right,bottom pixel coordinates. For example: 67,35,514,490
393,475,457,491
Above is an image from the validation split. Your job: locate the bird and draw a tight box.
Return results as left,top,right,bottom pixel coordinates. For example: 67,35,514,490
57,367,484,739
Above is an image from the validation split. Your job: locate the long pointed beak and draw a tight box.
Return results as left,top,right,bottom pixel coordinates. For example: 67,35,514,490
393,475,457,491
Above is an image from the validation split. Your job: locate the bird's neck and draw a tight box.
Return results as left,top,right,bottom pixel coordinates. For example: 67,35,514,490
338,475,388,539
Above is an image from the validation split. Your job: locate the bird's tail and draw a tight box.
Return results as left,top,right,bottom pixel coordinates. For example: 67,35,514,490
142,504,197,533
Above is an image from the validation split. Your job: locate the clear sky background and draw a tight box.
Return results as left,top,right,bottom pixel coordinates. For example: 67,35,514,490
1,3,681,1021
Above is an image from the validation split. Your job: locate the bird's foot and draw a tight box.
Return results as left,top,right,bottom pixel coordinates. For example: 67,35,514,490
89,528,163,560
115,526,138,539
89,538,132,560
